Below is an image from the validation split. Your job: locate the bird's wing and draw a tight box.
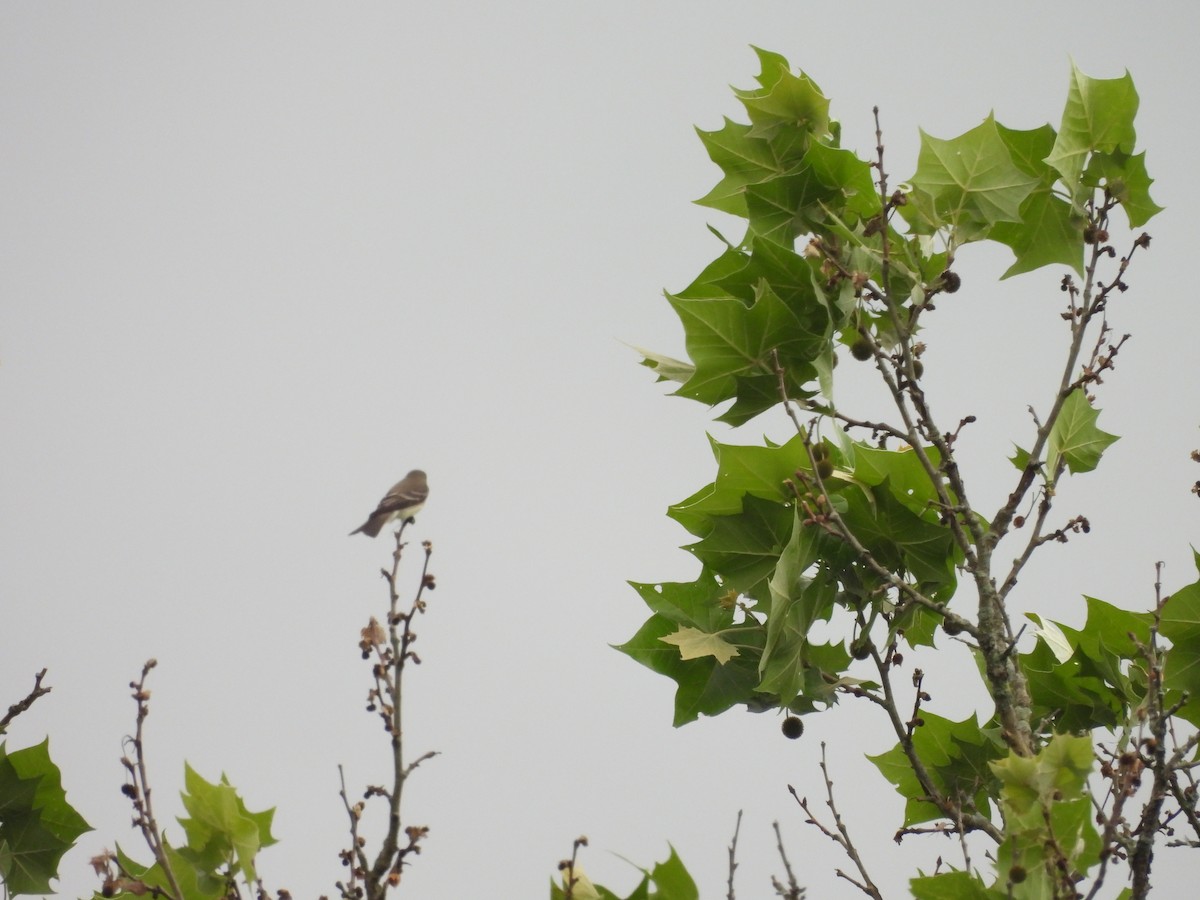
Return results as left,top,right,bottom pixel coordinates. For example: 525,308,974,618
374,478,429,514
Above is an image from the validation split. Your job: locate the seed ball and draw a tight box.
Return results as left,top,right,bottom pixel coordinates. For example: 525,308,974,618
781,716,805,739
850,338,873,361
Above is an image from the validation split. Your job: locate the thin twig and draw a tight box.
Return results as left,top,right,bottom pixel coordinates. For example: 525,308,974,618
771,821,804,899
0,668,52,732
726,810,742,900
788,743,882,899
120,660,184,900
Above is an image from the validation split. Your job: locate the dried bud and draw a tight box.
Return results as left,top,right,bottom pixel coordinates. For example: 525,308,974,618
1135,232,1152,249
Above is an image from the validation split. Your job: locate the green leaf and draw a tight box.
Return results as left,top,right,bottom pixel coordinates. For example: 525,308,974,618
108,841,218,900
1160,550,1200,723
991,735,1101,894
762,509,823,667
1046,62,1139,198
694,117,803,217
756,514,843,706
991,122,1085,278
1046,389,1119,477
1023,596,1155,733
744,145,879,243
176,764,276,887
733,48,831,142
667,281,822,413
1084,150,1163,227
992,189,1084,279
1009,445,1031,471
910,870,1006,900
903,115,1039,241
628,569,734,633
0,739,91,897
1022,631,1124,731
839,482,958,597
868,713,1004,826
685,495,793,594
646,846,699,900
852,444,945,516
668,433,808,537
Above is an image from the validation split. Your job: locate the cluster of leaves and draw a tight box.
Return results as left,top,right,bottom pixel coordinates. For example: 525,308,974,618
0,739,91,895
621,48,1192,897
94,765,276,900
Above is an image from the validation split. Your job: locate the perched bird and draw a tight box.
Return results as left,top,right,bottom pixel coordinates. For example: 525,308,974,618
350,470,429,537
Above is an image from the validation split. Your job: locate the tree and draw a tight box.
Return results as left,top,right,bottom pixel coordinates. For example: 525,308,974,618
619,47,1193,899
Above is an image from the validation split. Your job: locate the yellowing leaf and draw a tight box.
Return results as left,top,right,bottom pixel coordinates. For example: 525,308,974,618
659,626,740,664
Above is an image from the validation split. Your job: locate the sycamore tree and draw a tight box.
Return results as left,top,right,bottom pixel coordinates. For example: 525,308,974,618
617,48,1197,899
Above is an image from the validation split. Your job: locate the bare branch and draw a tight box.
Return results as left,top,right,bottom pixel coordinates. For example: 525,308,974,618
0,668,52,733
789,743,882,899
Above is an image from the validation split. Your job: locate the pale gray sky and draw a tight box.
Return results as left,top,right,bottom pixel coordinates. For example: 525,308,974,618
3,3,1198,898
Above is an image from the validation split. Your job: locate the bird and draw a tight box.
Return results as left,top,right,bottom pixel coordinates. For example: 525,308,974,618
350,470,429,537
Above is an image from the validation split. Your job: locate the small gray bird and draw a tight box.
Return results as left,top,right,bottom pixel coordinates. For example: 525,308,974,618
350,470,429,537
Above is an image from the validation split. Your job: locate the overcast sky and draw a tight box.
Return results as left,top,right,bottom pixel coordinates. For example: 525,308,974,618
3,3,1199,898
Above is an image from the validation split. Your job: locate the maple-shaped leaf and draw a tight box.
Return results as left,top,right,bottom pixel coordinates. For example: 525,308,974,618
667,282,823,409
851,443,945,516
1084,149,1163,227
732,47,831,142
177,764,276,886
713,368,817,427
1159,550,1200,724
1046,389,1119,478
0,739,91,897
910,871,1006,900
110,839,231,900
839,481,958,597
659,626,740,664
868,712,1004,826
991,735,1101,891
685,494,794,594
668,432,808,536
1009,444,1032,471
743,143,879,243
1045,62,1139,198
755,513,842,705
694,117,803,217
903,114,1039,242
